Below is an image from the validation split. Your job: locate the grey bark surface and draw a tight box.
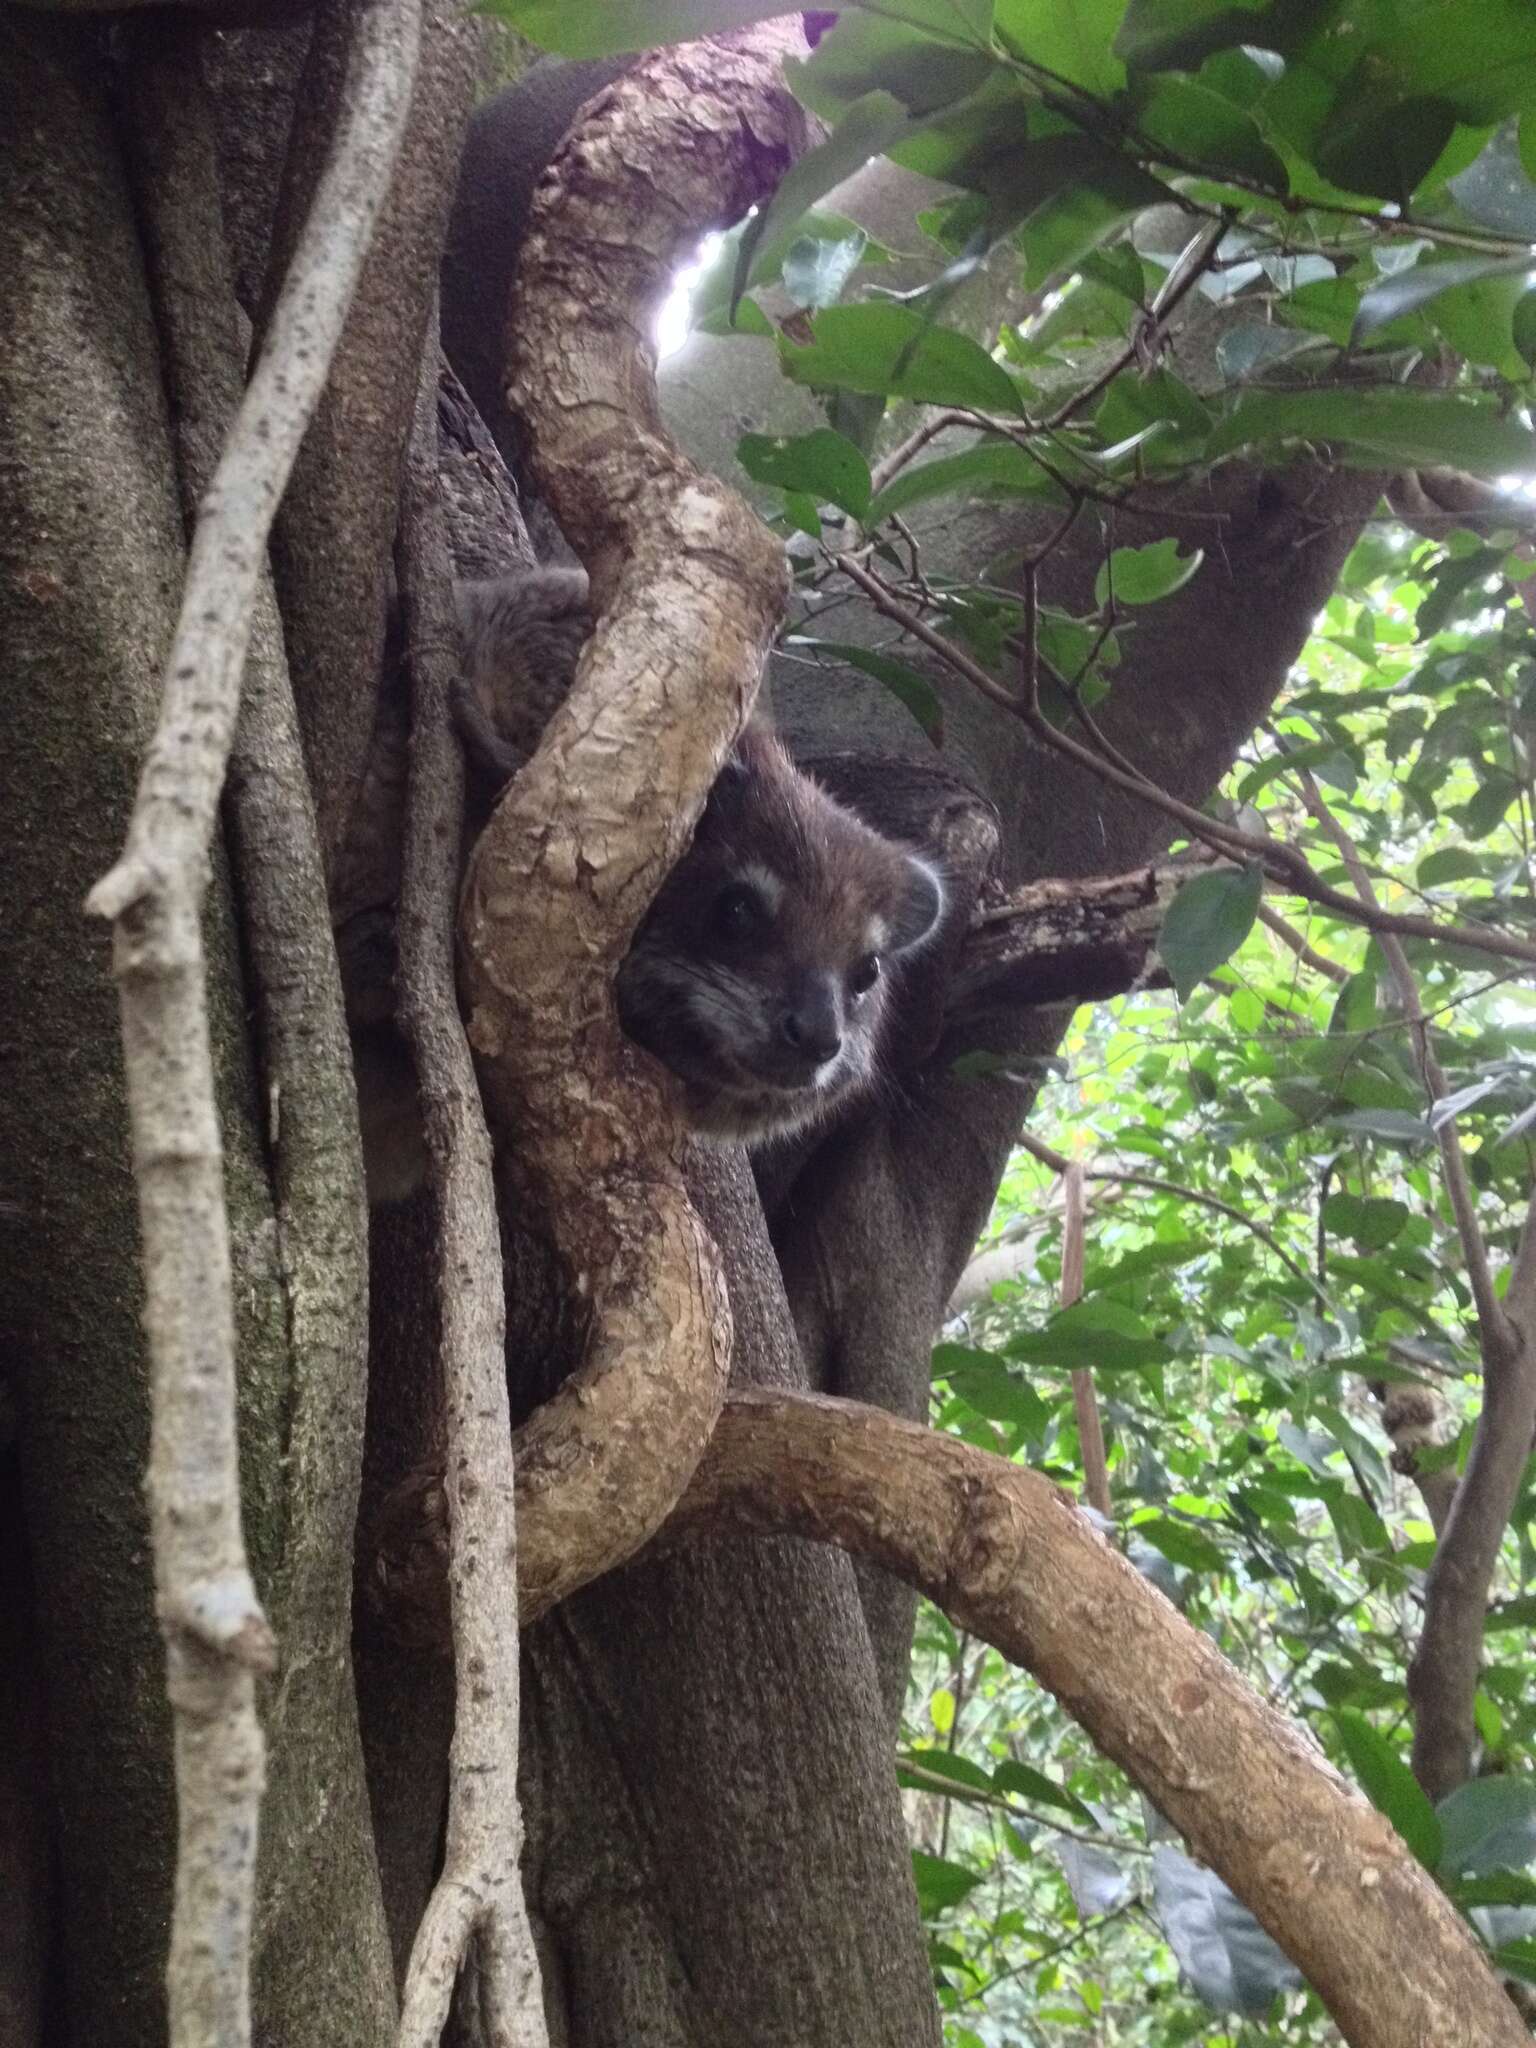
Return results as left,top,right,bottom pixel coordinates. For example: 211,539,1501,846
118,29,399,2044
521,1150,939,2047
261,0,479,870
0,1473,49,2048
0,20,263,2042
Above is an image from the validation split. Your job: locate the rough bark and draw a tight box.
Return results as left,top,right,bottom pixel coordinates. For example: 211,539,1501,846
261,0,479,870
519,1153,939,2047
118,27,398,2040
0,19,257,2041
392,341,547,2048
460,25,808,1620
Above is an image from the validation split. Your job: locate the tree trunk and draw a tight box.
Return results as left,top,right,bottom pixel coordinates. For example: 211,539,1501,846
0,21,1403,2048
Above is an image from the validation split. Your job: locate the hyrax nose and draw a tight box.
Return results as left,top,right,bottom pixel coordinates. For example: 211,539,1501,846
780,985,842,1065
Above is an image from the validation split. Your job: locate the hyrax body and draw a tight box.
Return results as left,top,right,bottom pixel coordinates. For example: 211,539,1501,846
347,568,943,1198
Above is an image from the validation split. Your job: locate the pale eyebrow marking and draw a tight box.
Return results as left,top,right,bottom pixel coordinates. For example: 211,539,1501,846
736,863,785,914
866,917,889,954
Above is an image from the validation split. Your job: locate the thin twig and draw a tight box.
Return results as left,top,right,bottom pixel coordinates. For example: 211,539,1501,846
393,348,547,2048
1015,1128,1329,1306
1285,774,1536,1801
897,1758,1151,1853
832,552,1536,973
1256,901,1352,985
83,2,418,2041
1290,768,1503,1347
1062,1163,1112,1516
1038,214,1231,434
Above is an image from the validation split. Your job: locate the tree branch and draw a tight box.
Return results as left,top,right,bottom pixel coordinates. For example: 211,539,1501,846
83,1,418,2037
948,860,1189,1007
670,1389,1529,2048
393,346,548,2048
1291,768,1503,1344
834,552,1536,973
1287,771,1536,1799
456,23,811,1621
119,25,395,2019
1014,1128,1329,1305
1255,901,1352,985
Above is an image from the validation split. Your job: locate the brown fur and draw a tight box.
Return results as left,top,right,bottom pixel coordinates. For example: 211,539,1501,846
348,568,943,1198
615,724,942,1140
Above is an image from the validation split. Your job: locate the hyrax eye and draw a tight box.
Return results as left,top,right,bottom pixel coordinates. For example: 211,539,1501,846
712,884,764,940
848,954,881,997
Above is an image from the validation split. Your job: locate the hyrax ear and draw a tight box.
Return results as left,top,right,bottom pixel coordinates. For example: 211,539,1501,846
889,855,945,956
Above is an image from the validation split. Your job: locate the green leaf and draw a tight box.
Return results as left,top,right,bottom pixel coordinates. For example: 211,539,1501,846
1095,538,1204,608
1159,865,1264,1001
1326,968,1377,1038
691,210,889,330
994,139,1173,290
733,94,918,315
785,637,945,744
487,0,797,56
912,1849,985,1915
1416,546,1506,640
994,0,1126,97
1329,1108,1436,1148
1131,75,1289,191
1454,1871,1536,1908
1133,1514,1226,1573
1115,0,1333,75
1315,94,1457,207
1352,255,1536,347
782,229,870,311
867,440,1061,525
932,1342,1053,1433
780,491,821,539
1437,1776,1536,1878
1333,1711,1443,1870
1237,736,1360,803
1493,1938,1536,1988
1205,389,1536,477
1515,287,1536,371
779,304,1027,416
1331,3,1536,132
737,429,873,521
1216,322,1325,382
898,1746,992,1796
1321,1192,1409,1250
1006,1298,1174,1372
991,1758,1096,1823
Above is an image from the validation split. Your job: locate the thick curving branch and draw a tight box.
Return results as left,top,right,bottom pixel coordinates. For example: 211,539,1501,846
457,22,812,1620
84,2,419,2040
394,347,547,2048
672,1390,1530,2048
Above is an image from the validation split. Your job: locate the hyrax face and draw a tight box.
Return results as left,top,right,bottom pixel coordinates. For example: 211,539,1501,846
616,726,944,1141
